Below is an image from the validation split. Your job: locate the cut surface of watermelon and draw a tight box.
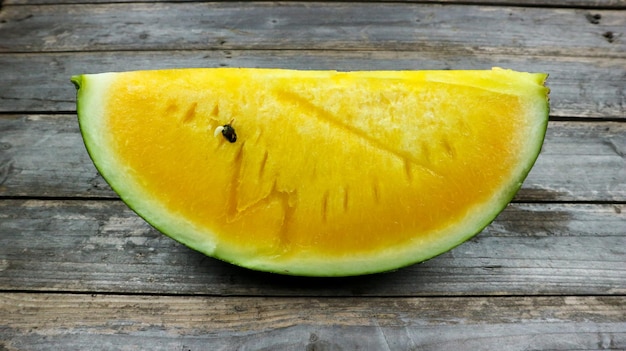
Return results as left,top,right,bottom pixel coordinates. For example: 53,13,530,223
73,68,549,276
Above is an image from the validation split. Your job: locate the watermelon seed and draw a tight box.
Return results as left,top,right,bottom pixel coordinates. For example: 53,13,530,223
214,119,237,143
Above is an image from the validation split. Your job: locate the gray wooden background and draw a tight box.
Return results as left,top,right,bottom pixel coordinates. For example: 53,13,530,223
0,0,625,350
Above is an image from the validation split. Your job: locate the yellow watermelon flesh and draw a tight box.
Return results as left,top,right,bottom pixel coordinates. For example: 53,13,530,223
72,68,549,276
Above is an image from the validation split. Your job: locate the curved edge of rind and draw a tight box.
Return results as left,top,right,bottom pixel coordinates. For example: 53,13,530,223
75,73,222,263
227,72,551,277
75,69,551,278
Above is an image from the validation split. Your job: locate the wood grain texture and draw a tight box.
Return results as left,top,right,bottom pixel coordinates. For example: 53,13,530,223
1,115,624,201
1,51,625,118
4,0,626,8
1,0,624,347
0,3,623,57
0,200,623,296
1,293,624,351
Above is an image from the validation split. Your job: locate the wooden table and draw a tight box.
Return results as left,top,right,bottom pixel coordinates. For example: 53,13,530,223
1,0,625,349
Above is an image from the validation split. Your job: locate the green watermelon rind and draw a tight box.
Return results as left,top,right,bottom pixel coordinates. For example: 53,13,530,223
73,69,549,277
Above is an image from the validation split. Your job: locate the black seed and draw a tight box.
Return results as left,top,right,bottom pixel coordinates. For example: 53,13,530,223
221,124,237,143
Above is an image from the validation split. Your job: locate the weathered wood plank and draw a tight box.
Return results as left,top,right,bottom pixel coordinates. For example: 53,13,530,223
2,51,624,118
4,0,626,9
1,293,624,350
0,115,107,197
521,121,626,202
1,115,624,201
0,200,623,296
1,0,622,347
0,3,623,57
